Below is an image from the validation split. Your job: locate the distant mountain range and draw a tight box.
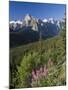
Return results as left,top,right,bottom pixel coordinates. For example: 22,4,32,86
10,14,63,47
10,14,61,32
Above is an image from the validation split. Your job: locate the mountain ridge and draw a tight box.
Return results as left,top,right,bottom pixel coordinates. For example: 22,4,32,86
10,14,62,47
9,14,61,31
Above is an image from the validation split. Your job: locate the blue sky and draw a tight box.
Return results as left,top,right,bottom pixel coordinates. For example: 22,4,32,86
9,1,66,21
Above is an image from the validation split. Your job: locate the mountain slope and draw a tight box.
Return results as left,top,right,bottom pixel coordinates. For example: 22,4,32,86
10,35,66,88
10,30,39,47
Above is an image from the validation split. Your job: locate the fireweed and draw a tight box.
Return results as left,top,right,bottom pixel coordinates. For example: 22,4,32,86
31,59,53,86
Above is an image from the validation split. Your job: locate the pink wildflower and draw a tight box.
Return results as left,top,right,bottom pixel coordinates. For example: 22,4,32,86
36,70,40,77
39,67,43,73
43,65,48,77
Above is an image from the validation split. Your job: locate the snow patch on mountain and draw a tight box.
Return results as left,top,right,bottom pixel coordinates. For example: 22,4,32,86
43,19,48,23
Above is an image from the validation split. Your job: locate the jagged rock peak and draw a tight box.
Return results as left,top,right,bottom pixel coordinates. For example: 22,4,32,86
24,14,32,21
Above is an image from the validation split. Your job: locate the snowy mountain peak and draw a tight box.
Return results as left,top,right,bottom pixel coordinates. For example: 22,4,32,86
24,14,32,21
48,18,55,24
16,20,22,24
10,21,16,24
43,19,48,23
10,20,22,24
9,14,61,32
9,20,22,31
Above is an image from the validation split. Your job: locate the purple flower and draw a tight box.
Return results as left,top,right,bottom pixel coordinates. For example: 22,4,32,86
44,69,48,77
39,67,43,73
32,70,39,80
36,70,40,77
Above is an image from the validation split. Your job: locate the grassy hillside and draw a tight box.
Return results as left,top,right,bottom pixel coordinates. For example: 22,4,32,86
10,35,66,88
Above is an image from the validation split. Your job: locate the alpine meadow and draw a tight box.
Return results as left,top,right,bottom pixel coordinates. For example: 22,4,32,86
9,1,66,89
